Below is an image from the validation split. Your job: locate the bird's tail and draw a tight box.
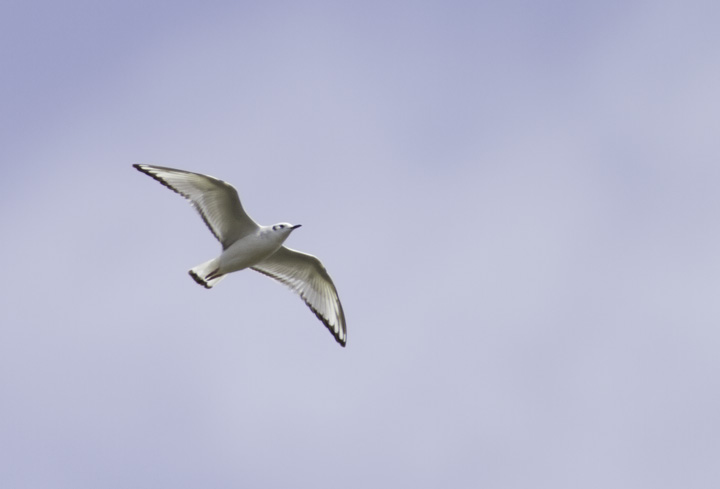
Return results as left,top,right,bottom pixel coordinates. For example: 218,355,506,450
189,258,226,289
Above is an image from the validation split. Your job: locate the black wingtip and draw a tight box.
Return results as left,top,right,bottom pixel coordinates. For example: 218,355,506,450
308,305,346,347
133,164,154,177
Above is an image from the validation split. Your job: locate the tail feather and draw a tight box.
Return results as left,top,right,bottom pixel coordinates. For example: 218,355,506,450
189,258,225,289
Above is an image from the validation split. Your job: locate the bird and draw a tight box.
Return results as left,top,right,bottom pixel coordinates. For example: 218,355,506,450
133,164,347,347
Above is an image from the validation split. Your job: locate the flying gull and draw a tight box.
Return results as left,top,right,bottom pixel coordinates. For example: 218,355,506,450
133,164,347,347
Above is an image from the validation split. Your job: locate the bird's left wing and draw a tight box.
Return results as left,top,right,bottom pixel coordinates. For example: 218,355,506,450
134,164,259,248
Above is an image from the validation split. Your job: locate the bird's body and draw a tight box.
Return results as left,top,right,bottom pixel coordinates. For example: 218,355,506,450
191,225,293,288
133,164,347,347
219,226,288,270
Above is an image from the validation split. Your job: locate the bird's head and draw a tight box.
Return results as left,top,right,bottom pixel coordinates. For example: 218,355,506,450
271,222,302,234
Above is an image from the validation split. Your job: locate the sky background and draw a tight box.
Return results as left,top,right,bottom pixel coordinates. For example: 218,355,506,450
2,1,720,487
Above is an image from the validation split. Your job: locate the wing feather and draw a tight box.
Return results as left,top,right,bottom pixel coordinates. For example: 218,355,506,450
252,246,347,346
133,164,259,248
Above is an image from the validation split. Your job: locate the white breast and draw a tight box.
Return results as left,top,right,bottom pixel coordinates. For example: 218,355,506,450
217,228,286,273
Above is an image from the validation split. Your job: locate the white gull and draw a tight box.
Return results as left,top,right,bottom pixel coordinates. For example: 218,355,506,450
134,164,347,347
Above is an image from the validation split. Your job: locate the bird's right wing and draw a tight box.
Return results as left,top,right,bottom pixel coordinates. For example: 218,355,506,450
134,164,259,248
252,246,347,347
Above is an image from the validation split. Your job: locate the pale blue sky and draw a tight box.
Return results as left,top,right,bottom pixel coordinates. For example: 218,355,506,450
2,1,720,488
